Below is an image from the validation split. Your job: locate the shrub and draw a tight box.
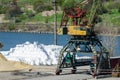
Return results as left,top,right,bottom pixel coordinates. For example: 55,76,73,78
19,14,28,20
0,5,7,14
7,0,22,17
62,0,75,9
24,10,35,18
34,4,53,13
9,24,15,31
118,8,120,13
105,1,120,10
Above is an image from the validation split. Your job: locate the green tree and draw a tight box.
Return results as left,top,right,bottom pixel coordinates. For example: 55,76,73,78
9,24,15,31
33,0,44,12
0,0,11,14
0,5,7,14
33,0,53,12
62,0,76,9
7,0,21,18
57,0,64,7
118,7,120,13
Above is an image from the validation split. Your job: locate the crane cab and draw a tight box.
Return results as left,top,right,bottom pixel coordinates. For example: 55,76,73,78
58,25,92,36
68,25,91,36
57,7,93,36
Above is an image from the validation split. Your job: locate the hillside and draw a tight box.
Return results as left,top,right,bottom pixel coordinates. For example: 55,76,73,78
0,0,120,34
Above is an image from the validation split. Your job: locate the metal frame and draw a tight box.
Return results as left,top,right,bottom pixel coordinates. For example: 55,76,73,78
56,34,111,77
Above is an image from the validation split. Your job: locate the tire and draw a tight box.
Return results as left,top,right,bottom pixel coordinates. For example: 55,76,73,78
55,69,62,75
71,69,76,74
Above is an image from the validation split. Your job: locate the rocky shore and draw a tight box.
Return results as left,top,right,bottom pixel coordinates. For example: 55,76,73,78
0,22,54,33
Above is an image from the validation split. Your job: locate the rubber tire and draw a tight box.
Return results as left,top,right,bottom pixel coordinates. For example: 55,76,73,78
71,69,76,74
55,69,61,75
92,73,97,78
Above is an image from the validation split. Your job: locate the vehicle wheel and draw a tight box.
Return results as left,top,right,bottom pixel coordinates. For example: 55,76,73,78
89,69,94,75
59,70,62,73
71,69,76,74
92,73,97,78
55,69,61,75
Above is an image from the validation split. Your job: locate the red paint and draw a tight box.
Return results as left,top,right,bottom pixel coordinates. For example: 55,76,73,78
110,57,120,69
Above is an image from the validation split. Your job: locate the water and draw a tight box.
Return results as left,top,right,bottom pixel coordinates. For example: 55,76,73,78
0,32,119,56
0,32,68,51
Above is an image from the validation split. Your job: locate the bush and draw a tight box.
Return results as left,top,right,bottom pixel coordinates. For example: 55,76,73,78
33,0,53,12
15,18,21,23
111,17,120,26
24,10,35,18
118,8,120,13
34,4,53,13
15,13,29,23
9,24,15,31
0,5,7,14
7,0,22,17
44,16,49,23
62,0,75,9
105,1,120,10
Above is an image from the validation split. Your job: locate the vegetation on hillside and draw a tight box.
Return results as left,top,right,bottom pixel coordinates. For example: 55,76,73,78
0,0,120,33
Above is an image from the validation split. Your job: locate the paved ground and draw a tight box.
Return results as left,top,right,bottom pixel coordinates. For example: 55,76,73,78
0,66,119,80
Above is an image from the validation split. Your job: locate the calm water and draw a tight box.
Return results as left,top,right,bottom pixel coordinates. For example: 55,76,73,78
0,32,119,56
0,32,68,50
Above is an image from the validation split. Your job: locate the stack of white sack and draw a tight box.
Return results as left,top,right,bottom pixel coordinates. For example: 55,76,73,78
2,42,62,65
1,41,92,65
